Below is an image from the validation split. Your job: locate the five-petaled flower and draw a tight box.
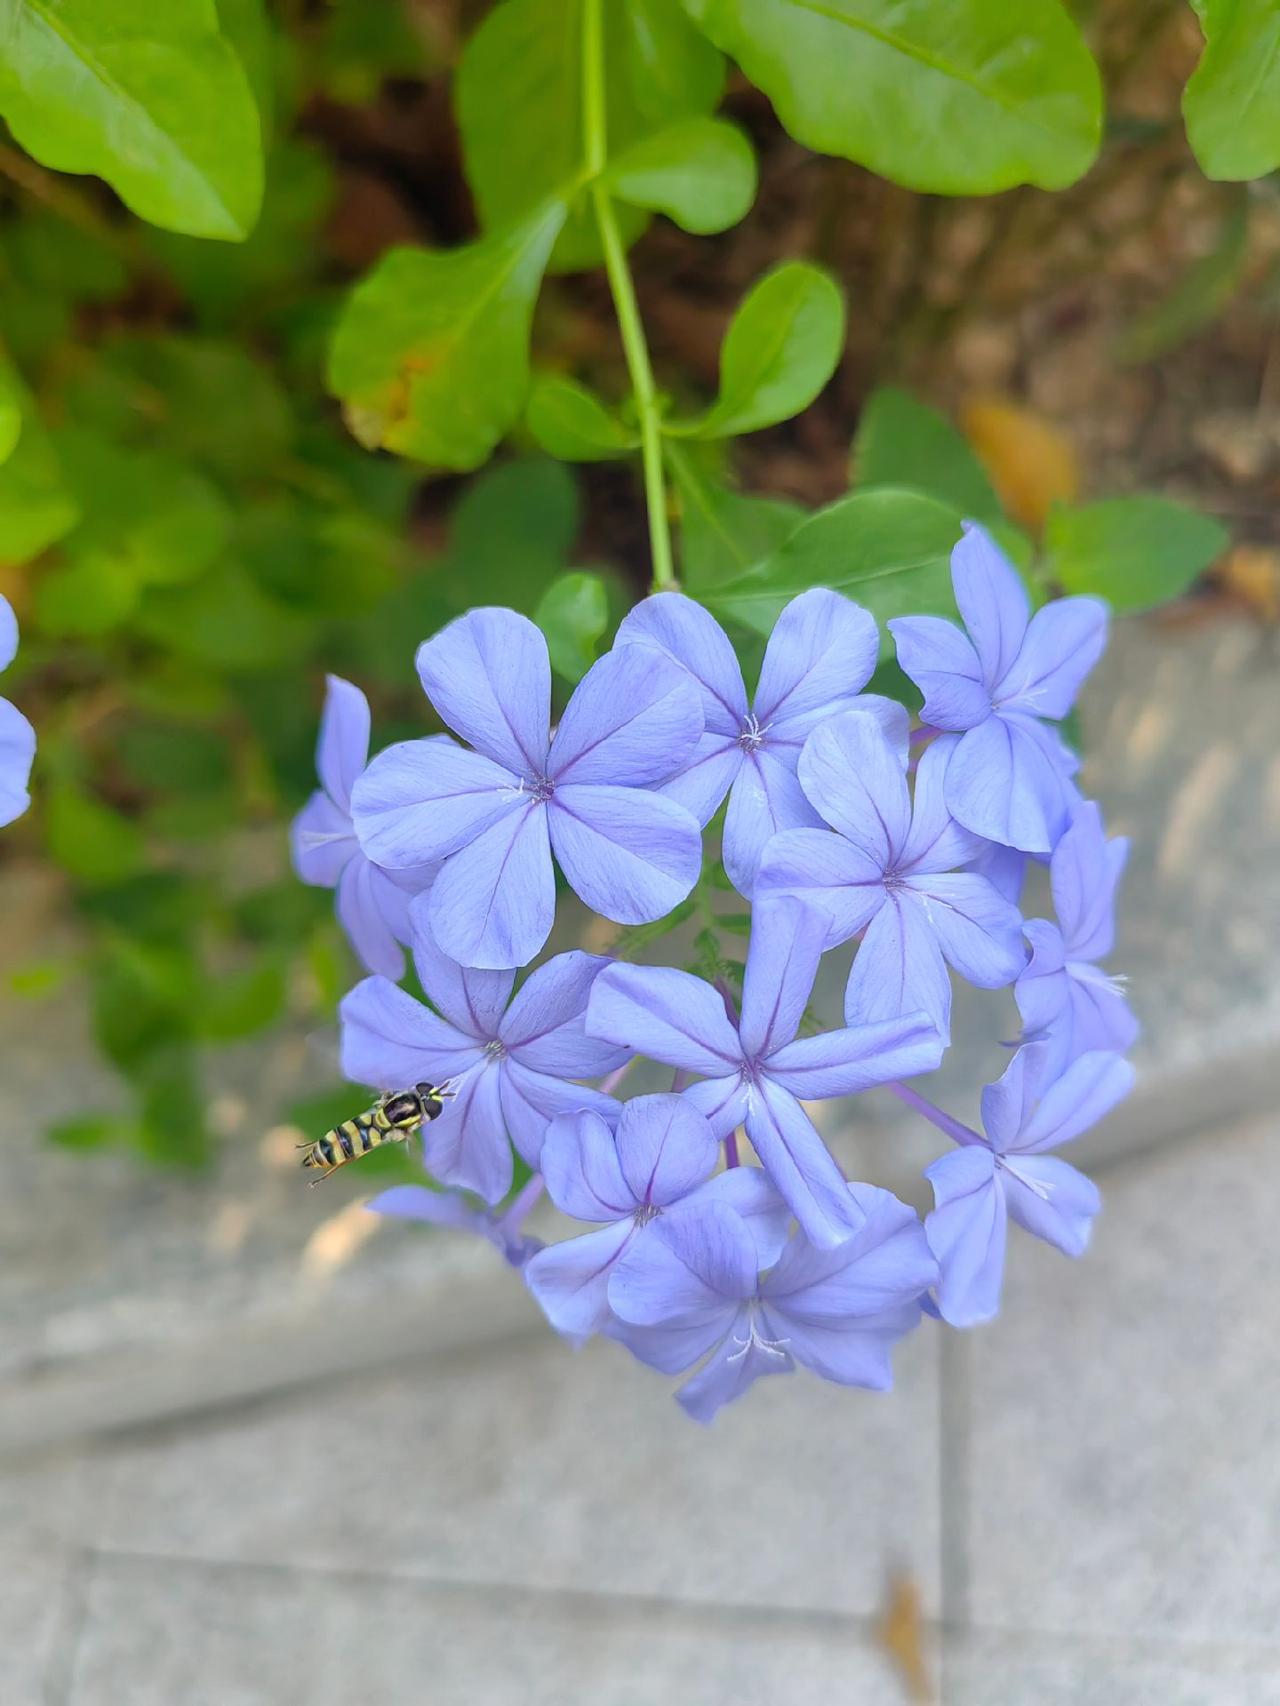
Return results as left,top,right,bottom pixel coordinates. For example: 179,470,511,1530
890,523,1107,854
757,710,1026,1041
607,1186,938,1423
0,596,35,829
525,1095,789,1338
291,675,436,979
922,1042,1133,1327
341,927,627,1203
615,588,899,893
1015,800,1139,1079
587,896,944,1249
350,608,705,969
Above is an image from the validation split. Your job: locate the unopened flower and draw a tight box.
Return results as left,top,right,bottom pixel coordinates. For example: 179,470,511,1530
290,675,435,978
0,596,35,829
351,609,705,969
1016,801,1139,1078
588,896,943,1248
525,1095,789,1337
366,1179,544,1268
341,931,627,1202
890,525,1107,853
616,588,899,893
608,1187,936,1422
757,712,1025,1041
922,1043,1133,1327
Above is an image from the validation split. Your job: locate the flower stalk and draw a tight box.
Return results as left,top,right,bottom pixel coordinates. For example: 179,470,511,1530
581,0,676,594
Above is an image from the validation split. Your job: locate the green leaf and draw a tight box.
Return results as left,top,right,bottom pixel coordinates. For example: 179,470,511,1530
678,0,1103,193
439,459,581,616
118,724,230,795
704,487,965,655
0,358,22,465
304,0,433,105
34,553,139,637
0,379,79,565
456,0,722,272
1184,0,1280,180
135,564,311,670
48,1112,143,1153
3,210,128,306
853,385,1004,525
0,1,265,239
535,571,609,682
134,1045,210,1167
327,203,566,469
669,449,805,592
64,336,295,482
46,785,146,886
1043,495,1229,614
668,261,844,439
196,956,285,1041
526,374,640,460
606,116,756,234
50,428,235,589
1117,192,1249,362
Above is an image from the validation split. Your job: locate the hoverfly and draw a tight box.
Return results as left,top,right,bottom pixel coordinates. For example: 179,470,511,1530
298,1082,452,1182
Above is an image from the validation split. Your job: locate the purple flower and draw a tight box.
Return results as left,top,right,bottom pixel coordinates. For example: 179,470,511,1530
340,929,628,1203
615,588,901,893
756,712,1026,1041
923,1043,1133,1327
607,1186,937,1422
290,675,436,979
1015,801,1139,1079
587,896,943,1249
525,1095,790,1338
366,1180,544,1268
889,524,1107,854
0,596,35,828
350,609,705,969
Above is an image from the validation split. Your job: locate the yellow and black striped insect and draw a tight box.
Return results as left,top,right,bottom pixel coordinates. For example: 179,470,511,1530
298,1083,452,1183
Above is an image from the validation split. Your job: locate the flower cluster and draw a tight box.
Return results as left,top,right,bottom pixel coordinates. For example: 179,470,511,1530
293,523,1139,1422
0,596,35,829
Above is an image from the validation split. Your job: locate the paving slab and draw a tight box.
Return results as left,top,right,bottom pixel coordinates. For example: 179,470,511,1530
93,1328,940,1621
0,1449,104,1705
944,1629,1280,1705
963,1108,1280,1649
65,1555,905,1706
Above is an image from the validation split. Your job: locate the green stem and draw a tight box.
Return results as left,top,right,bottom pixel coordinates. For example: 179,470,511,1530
581,0,676,592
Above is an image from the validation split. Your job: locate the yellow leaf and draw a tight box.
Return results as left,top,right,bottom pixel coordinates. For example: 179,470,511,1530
960,396,1080,534
875,1570,934,1704
1214,544,1280,622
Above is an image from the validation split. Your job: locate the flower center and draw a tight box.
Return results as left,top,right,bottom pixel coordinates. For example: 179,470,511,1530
736,712,770,753
517,773,555,804
633,1203,661,1228
483,1038,508,1060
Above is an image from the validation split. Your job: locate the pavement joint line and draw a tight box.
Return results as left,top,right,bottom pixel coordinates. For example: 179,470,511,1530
944,1620,1280,1667
83,1546,888,1643
936,1328,971,1638
39,1544,95,1706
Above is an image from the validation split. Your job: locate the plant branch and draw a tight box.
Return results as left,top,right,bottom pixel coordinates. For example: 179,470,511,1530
581,0,676,592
